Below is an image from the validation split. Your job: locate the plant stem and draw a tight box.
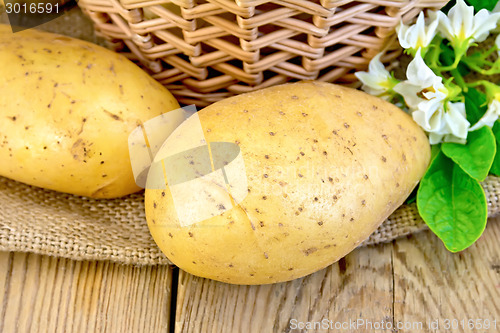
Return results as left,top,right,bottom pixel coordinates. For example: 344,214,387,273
478,45,498,59
462,58,500,75
450,67,467,92
426,43,442,71
438,53,463,72
468,80,499,97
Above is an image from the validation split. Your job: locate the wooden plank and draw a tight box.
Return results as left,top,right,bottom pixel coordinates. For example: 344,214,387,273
393,216,500,332
174,241,394,332
1,220,498,333
0,252,173,333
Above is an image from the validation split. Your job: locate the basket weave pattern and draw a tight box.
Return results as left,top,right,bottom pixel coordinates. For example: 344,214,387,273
78,0,448,106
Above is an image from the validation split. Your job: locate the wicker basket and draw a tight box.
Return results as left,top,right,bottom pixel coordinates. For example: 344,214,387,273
77,0,448,106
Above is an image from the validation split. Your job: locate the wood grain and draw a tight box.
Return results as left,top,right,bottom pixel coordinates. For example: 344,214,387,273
1,219,499,333
175,217,500,333
393,216,500,332
0,252,173,333
174,242,394,332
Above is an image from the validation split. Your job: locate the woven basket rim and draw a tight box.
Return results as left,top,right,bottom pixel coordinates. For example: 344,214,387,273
77,0,449,106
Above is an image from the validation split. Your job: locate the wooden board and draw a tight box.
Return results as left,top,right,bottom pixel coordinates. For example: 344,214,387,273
0,218,499,332
175,242,393,332
393,216,500,332
0,253,173,333
175,218,500,333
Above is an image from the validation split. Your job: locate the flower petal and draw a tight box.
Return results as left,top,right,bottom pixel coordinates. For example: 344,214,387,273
449,0,473,41
396,20,412,49
434,10,454,41
429,132,445,144
424,13,440,46
471,10,500,43
443,135,467,144
470,99,500,130
444,102,469,139
406,49,442,87
368,53,389,77
411,99,445,132
393,81,423,109
396,12,440,52
394,49,447,110
354,53,394,97
434,0,500,48
496,34,500,57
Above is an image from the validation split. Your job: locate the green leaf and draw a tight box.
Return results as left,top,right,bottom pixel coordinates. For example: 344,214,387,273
431,144,441,161
405,146,441,210
457,61,471,77
463,88,488,126
442,126,496,181
490,121,500,175
417,151,487,252
466,0,498,11
439,41,456,67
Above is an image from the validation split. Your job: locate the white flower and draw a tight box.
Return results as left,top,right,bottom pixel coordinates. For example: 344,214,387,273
430,0,500,50
470,99,500,131
442,102,470,139
393,49,448,110
397,11,439,53
354,53,397,100
412,98,446,133
424,102,470,144
392,49,471,144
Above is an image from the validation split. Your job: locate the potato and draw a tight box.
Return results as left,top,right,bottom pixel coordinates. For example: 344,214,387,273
0,25,180,198
145,81,430,284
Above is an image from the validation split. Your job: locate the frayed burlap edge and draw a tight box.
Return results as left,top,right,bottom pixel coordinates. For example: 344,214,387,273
1,175,499,265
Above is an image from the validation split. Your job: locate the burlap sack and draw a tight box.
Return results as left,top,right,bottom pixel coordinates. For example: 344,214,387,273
1,175,500,265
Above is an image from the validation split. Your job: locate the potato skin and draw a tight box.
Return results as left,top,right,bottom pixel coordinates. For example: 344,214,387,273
0,25,180,198
146,81,430,284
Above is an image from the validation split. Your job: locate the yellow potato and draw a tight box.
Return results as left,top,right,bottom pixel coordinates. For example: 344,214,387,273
145,81,431,284
0,25,180,198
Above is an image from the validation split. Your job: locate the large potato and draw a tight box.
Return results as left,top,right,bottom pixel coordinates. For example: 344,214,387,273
145,81,430,284
0,25,180,198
